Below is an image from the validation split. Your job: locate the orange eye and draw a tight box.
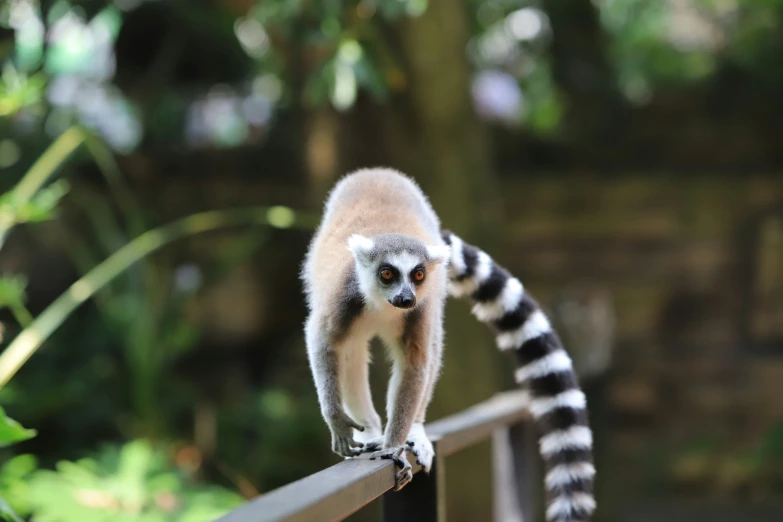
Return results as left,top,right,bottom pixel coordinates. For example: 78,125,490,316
413,270,425,282
380,269,394,281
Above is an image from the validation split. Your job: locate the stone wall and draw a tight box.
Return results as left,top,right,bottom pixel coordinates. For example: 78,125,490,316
497,174,783,503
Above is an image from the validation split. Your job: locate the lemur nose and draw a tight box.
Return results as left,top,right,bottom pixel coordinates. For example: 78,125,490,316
392,295,416,309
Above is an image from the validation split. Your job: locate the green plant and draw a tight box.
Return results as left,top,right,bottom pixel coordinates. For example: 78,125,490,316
0,407,36,522
0,122,316,395
0,454,37,521
0,127,84,250
56,187,277,436
0,406,35,449
0,95,316,522
2,440,243,522
0,65,47,117
0,205,317,390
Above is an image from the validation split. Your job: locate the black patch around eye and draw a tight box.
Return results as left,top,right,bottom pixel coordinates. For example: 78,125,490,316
411,265,426,284
378,265,398,283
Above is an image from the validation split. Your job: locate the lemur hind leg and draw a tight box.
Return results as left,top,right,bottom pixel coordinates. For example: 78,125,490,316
339,338,383,447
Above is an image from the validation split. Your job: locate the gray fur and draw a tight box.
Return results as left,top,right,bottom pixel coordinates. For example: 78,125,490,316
329,268,365,342
304,318,365,457
357,233,433,263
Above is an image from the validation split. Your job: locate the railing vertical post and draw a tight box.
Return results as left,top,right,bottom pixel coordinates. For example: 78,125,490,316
492,420,538,522
382,440,445,522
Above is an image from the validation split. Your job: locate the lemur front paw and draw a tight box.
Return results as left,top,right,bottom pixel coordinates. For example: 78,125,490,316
370,446,412,490
327,411,365,457
359,436,384,453
354,420,383,451
406,423,435,472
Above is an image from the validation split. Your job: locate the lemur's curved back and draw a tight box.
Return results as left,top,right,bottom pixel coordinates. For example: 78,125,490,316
441,231,596,522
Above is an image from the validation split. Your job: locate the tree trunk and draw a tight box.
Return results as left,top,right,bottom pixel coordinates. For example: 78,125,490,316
542,0,625,153
361,1,507,519
383,4,500,239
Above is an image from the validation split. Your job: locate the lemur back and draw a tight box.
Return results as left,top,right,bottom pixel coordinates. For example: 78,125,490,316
303,168,444,313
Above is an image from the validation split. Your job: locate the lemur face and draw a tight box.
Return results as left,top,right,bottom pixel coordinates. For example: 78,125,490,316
348,233,450,310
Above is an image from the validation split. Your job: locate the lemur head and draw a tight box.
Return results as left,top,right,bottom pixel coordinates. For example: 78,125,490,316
348,233,450,310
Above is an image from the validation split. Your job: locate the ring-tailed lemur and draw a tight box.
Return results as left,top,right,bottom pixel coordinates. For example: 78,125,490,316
301,167,595,521
302,167,450,490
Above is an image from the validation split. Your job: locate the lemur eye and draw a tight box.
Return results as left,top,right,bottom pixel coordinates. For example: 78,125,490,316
380,269,394,281
413,270,425,282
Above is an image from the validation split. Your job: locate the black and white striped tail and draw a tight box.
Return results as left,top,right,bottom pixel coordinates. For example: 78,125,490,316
441,231,596,522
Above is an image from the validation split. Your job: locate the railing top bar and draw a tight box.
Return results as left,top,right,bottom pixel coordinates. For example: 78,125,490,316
216,458,404,522
427,390,530,457
215,390,530,522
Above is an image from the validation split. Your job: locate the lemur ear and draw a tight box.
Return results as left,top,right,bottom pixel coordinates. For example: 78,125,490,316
347,234,375,265
426,244,451,265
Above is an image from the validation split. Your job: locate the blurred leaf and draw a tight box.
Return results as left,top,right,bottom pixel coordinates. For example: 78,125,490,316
0,497,23,522
523,62,562,134
0,180,70,228
0,276,27,310
0,454,38,518
24,440,243,522
758,420,783,464
163,322,201,360
253,0,305,29
353,52,389,101
0,406,36,447
0,127,84,249
0,65,46,117
304,57,335,107
14,180,70,223
114,440,153,510
376,0,413,19
1,455,38,479
258,389,294,421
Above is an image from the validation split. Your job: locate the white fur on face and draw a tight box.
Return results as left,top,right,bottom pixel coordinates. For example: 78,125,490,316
386,251,422,276
354,263,386,309
353,250,432,310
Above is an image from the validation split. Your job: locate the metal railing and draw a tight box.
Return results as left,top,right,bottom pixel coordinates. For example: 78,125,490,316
215,390,539,522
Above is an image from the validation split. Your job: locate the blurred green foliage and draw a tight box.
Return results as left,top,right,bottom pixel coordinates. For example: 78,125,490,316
0,407,35,522
0,407,35,450
0,66,46,117
0,11,316,512
600,0,783,101
0,181,69,227
1,0,781,152
1,441,243,522
0,143,313,518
